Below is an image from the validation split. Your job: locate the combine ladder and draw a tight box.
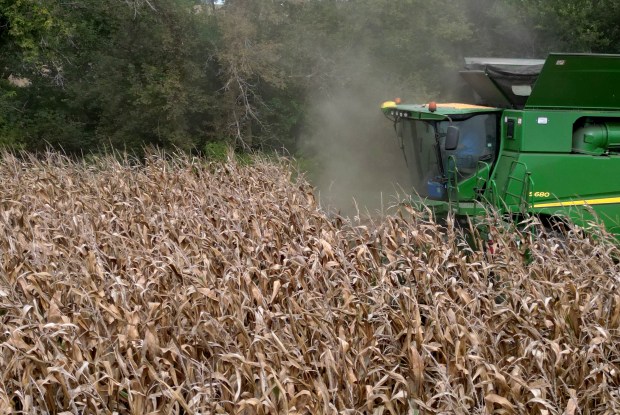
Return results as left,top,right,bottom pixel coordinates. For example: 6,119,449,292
472,161,498,216
502,160,534,215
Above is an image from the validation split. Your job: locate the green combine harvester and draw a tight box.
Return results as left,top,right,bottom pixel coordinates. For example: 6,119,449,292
382,53,620,240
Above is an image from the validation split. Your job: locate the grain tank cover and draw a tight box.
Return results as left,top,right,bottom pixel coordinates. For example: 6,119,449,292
525,53,620,110
461,57,544,109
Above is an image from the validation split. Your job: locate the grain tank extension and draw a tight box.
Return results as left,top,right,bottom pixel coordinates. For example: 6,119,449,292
382,53,620,238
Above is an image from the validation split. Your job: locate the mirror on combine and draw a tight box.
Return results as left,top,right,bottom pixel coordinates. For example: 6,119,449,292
445,126,460,151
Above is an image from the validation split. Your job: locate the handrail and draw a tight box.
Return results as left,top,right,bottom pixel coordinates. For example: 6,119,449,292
504,160,533,215
473,161,491,216
446,155,459,210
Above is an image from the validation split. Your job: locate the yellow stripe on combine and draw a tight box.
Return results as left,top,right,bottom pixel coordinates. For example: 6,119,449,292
534,196,620,209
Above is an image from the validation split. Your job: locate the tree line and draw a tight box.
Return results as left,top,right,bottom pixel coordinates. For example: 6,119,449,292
1,0,618,155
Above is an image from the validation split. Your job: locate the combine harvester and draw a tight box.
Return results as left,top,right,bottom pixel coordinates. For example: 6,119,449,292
382,53,620,240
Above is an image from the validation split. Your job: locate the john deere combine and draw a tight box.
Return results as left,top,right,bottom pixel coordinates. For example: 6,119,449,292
382,53,620,238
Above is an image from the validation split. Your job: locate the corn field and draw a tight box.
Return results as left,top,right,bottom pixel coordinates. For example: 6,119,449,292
0,153,619,414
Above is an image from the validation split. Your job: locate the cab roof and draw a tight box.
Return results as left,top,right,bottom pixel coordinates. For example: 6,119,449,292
381,101,500,120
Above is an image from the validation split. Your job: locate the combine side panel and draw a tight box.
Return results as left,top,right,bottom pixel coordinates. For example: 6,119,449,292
526,53,620,110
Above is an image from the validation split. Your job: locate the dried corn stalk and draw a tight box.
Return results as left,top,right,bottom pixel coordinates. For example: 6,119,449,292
0,152,619,414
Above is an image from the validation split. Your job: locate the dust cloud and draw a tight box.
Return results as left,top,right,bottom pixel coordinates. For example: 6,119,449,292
299,71,415,217
296,1,548,217
299,0,537,216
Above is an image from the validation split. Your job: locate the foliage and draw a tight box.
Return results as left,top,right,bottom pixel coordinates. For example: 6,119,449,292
202,140,249,164
0,0,221,154
522,0,620,53
0,0,617,154
72,0,221,152
204,140,229,161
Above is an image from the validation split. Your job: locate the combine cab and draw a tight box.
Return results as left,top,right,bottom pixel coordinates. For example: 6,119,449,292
382,53,620,238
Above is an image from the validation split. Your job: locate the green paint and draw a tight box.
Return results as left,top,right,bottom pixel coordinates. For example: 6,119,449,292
526,53,620,110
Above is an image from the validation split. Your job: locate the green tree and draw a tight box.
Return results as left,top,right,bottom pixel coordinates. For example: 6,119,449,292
212,0,297,150
522,0,620,53
0,0,69,150
67,0,221,152
0,0,222,153
3,0,615,156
